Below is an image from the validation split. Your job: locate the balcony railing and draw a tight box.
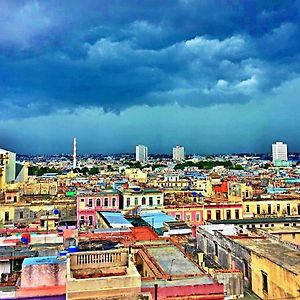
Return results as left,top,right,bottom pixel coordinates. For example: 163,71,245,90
69,249,128,270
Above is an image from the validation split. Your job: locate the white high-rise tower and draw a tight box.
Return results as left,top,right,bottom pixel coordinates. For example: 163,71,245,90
136,145,148,163
73,138,77,169
173,145,185,161
272,141,288,162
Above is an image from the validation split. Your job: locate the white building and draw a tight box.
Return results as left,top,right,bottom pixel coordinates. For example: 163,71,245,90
272,142,288,162
173,146,185,161
135,145,148,163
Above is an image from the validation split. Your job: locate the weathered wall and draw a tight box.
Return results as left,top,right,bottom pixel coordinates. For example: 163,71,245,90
251,252,300,300
21,263,66,288
197,229,251,288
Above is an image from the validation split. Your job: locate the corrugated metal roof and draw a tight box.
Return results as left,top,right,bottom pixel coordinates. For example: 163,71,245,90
140,211,175,229
100,212,133,228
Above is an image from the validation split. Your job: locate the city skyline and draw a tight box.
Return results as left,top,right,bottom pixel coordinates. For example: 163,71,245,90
1,1,300,154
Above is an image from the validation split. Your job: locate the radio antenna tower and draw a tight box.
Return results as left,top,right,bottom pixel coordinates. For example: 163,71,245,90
73,138,77,169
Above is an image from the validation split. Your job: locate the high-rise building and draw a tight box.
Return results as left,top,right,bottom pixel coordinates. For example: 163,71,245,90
272,142,288,162
0,148,28,191
173,145,185,161
135,145,148,163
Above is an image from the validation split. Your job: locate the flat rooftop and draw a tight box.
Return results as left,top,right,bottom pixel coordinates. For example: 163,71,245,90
142,276,215,288
210,217,300,225
146,245,203,276
233,238,300,274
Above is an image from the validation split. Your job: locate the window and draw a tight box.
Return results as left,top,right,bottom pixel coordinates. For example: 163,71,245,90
268,204,271,214
216,210,221,220
104,198,108,207
256,204,260,214
226,210,231,220
284,223,289,227
196,213,200,222
271,224,274,227
207,210,211,221
88,199,93,207
134,197,138,206
112,198,116,207
14,196,17,203
235,209,239,219
262,271,268,293
292,233,296,239
88,216,93,226
244,260,249,279
214,242,218,257
246,205,250,212
81,198,84,202
287,204,291,215
96,199,101,206
277,204,280,212
142,197,146,205
265,224,269,227
298,203,300,215
149,197,153,206
157,197,161,205
186,214,191,222
175,214,181,220
252,224,255,228
4,212,9,222
20,212,24,219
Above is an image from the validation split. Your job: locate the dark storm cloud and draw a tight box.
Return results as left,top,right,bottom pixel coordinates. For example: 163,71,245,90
1,0,300,118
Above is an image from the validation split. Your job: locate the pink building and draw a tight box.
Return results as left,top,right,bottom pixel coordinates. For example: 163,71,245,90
163,202,243,227
77,190,120,227
163,204,204,226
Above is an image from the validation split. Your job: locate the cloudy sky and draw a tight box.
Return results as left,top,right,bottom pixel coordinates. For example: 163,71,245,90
0,0,300,155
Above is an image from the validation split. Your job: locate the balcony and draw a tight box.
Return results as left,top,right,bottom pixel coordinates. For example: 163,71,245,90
66,249,141,299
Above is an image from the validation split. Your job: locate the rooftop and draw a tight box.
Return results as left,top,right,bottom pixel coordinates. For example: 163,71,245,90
22,256,66,266
233,238,300,274
210,217,300,225
99,211,133,228
146,244,203,276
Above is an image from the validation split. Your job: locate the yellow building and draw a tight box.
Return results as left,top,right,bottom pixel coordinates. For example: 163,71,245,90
243,197,300,218
124,168,147,183
228,182,253,202
0,149,28,192
264,226,300,246
236,238,300,300
194,179,213,197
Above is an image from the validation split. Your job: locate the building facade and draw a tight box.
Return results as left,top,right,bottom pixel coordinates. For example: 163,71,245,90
135,145,148,163
272,142,288,162
172,145,185,161
77,191,120,227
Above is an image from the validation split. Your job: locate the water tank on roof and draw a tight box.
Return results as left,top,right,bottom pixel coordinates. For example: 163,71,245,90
53,209,60,215
68,246,79,253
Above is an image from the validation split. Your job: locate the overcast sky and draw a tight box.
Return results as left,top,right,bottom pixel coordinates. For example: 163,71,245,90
0,0,300,154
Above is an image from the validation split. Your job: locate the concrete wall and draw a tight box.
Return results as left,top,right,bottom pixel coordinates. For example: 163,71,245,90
197,229,251,288
20,263,66,288
214,271,244,299
251,251,300,300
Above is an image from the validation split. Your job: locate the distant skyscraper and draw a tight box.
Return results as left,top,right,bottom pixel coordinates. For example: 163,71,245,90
173,145,185,161
136,145,148,163
73,138,77,169
272,142,288,162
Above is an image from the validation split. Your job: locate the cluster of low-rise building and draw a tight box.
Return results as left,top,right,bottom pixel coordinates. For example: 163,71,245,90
0,144,299,299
